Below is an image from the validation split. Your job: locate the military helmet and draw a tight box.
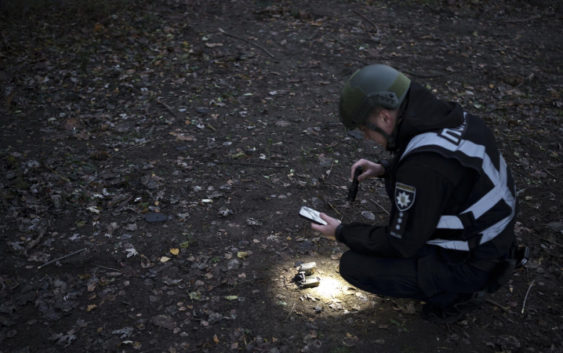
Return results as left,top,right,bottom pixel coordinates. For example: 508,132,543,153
339,64,411,129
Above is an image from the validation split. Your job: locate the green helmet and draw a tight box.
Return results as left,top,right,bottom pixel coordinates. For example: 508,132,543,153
339,64,411,129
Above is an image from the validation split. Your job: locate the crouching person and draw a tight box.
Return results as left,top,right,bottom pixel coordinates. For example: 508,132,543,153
311,64,526,322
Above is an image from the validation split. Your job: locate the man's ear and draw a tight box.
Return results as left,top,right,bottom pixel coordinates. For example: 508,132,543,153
380,109,393,128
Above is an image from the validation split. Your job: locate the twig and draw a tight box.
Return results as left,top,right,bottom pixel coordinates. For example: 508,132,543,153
156,98,180,119
116,139,155,155
404,70,454,79
307,28,321,41
326,200,343,218
95,265,123,272
215,161,288,169
544,168,557,180
485,298,509,312
218,27,276,59
370,199,390,215
37,248,87,269
43,164,71,183
503,14,542,24
285,301,296,320
521,279,535,314
352,10,379,34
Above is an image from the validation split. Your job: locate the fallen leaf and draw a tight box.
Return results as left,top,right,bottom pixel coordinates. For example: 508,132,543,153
87,278,98,292
170,248,179,256
140,254,152,268
150,314,176,330
87,304,97,312
125,247,138,258
63,118,80,131
189,291,201,300
50,330,77,347
87,206,101,214
160,256,171,263
237,251,249,259
169,130,196,141
93,23,104,32
231,151,247,159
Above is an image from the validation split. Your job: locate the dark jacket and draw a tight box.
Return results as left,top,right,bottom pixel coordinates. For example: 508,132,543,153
335,82,516,270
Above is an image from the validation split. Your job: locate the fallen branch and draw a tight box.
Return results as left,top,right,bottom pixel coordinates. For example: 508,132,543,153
521,279,535,314
503,14,542,24
43,164,71,183
218,27,276,59
37,248,87,269
95,265,123,273
326,200,343,218
156,98,180,119
485,298,510,312
370,199,390,215
352,10,379,34
285,301,296,321
216,161,288,169
404,70,454,79
544,168,557,180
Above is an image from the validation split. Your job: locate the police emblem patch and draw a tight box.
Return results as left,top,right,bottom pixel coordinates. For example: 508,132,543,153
395,182,416,211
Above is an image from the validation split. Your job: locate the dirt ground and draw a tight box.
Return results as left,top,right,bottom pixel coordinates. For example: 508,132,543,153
1,0,562,352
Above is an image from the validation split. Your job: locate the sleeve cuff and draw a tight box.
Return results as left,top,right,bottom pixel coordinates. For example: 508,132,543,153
335,223,345,242
377,159,391,178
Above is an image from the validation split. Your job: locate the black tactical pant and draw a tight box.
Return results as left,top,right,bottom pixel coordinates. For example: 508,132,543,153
339,246,491,308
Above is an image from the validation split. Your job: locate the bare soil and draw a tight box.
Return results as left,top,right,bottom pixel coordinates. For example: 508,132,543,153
1,1,561,352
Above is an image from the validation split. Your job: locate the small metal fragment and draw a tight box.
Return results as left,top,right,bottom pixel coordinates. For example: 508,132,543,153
298,262,316,275
299,276,320,289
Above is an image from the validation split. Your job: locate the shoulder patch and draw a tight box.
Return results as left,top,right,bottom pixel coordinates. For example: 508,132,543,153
395,182,416,211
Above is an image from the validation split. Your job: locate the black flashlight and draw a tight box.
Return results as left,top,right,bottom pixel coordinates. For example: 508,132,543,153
347,166,363,202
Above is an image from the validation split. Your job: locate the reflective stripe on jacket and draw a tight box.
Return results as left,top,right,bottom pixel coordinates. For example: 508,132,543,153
400,113,516,251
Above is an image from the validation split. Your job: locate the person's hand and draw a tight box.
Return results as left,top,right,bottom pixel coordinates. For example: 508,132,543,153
310,213,341,241
351,159,385,181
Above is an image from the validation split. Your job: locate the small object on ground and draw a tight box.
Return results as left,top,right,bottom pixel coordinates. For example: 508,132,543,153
298,262,317,275
515,245,530,268
293,262,320,288
298,276,321,289
37,248,88,269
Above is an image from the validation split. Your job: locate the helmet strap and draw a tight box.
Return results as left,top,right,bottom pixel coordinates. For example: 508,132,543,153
365,121,397,151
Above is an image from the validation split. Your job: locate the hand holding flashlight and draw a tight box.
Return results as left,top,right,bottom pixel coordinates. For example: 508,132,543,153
347,166,363,202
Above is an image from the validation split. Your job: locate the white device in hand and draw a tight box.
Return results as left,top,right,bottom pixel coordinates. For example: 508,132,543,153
299,206,327,225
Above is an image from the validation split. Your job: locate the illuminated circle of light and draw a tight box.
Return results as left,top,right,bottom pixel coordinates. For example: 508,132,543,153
269,259,374,317
311,275,349,299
